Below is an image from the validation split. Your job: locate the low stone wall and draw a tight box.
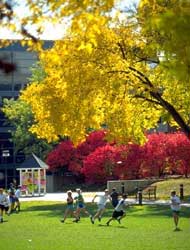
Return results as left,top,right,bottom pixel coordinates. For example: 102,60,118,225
107,179,159,194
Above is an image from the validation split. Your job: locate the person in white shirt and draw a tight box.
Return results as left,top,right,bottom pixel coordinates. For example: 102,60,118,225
170,190,181,231
0,188,9,223
15,186,21,212
106,194,127,226
90,189,111,224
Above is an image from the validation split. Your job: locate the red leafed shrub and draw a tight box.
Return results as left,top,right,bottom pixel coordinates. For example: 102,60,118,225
141,132,190,178
82,145,120,184
82,143,143,183
46,130,190,182
46,140,76,172
114,144,143,180
76,130,108,158
141,133,170,177
166,132,190,177
46,130,108,174
69,130,108,174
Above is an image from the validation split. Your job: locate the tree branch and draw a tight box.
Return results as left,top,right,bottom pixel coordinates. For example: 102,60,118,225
133,94,162,106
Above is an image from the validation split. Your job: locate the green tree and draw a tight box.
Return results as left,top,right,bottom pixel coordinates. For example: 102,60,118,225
2,98,52,157
2,61,52,157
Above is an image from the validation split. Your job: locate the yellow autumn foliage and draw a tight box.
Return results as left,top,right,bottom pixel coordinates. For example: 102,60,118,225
2,0,190,144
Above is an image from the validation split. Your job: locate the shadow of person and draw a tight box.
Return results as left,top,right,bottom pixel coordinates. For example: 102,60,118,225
98,224,127,229
173,227,182,232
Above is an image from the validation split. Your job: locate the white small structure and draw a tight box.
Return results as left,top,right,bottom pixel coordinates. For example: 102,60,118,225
16,153,49,196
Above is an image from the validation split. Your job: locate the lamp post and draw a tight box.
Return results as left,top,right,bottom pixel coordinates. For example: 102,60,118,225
2,149,10,189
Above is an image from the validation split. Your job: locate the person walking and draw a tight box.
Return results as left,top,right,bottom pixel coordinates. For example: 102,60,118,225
170,190,181,231
90,189,111,224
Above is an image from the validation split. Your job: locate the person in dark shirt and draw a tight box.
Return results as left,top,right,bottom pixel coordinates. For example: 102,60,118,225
110,188,119,208
106,194,128,226
60,190,77,223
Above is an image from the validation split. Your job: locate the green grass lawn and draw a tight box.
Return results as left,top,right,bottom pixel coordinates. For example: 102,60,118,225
0,201,190,250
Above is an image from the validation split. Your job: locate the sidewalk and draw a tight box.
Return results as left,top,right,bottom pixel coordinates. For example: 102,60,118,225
19,192,102,202
20,192,190,207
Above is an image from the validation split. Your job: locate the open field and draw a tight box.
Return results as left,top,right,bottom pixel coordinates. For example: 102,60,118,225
0,201,190,250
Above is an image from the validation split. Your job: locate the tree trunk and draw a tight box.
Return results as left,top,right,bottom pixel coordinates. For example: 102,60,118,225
150,91,190,139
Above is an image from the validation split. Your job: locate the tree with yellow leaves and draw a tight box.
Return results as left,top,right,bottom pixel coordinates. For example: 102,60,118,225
2,0,190,145
20,1,190,144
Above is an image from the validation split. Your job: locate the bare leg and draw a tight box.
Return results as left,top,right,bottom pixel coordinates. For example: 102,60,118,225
93,209,104,220
0,209,4,222
106,217,114,226
82,208,91,216
61,208,71,222
92,208,105,222
117,213,126,224
15,201,21,212
173,214,179,228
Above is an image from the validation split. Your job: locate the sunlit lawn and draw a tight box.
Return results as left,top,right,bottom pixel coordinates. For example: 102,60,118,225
153,178,190,200
0,201,190,250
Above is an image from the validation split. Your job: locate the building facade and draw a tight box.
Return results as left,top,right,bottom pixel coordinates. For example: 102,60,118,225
0,41,52,188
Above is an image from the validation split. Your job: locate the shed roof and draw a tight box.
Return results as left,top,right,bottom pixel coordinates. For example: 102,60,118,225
17,153,49,170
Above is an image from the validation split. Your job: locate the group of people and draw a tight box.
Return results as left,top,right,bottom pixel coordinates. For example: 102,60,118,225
0,183,21,223
61,188,128,226
0,184,182,230
61,187,182,230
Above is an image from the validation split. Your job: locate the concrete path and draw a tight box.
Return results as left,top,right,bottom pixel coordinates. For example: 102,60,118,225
20,192,190,207
20,192,98,202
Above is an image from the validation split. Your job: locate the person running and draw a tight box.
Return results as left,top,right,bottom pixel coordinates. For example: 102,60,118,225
110,187,119,208
73,188,92,222
170,190,181,231
60,190,77,223
0,188,9,223
106,194,127,226
90,189,111,224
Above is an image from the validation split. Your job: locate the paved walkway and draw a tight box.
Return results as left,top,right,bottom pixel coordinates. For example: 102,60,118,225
20,192,190,207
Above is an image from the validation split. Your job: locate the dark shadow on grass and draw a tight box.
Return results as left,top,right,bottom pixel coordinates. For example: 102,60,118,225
22,202,190,219
116,225,127,229
98,224,127,229
173,228,182,232
128,204,190,218
23,202,110,218
1,220,8,223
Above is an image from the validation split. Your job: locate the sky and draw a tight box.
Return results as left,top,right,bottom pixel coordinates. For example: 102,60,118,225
0,0,139,40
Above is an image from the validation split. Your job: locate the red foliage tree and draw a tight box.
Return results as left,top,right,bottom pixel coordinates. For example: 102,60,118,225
82,145,119,184
46,130,190,183
69,130,108,174
46,130,108,174
141,132,190,178
82,143,143,183
76,130,107,157
114,144,143,180
140,133,169,177
166,132,190,177
46,140,76,172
